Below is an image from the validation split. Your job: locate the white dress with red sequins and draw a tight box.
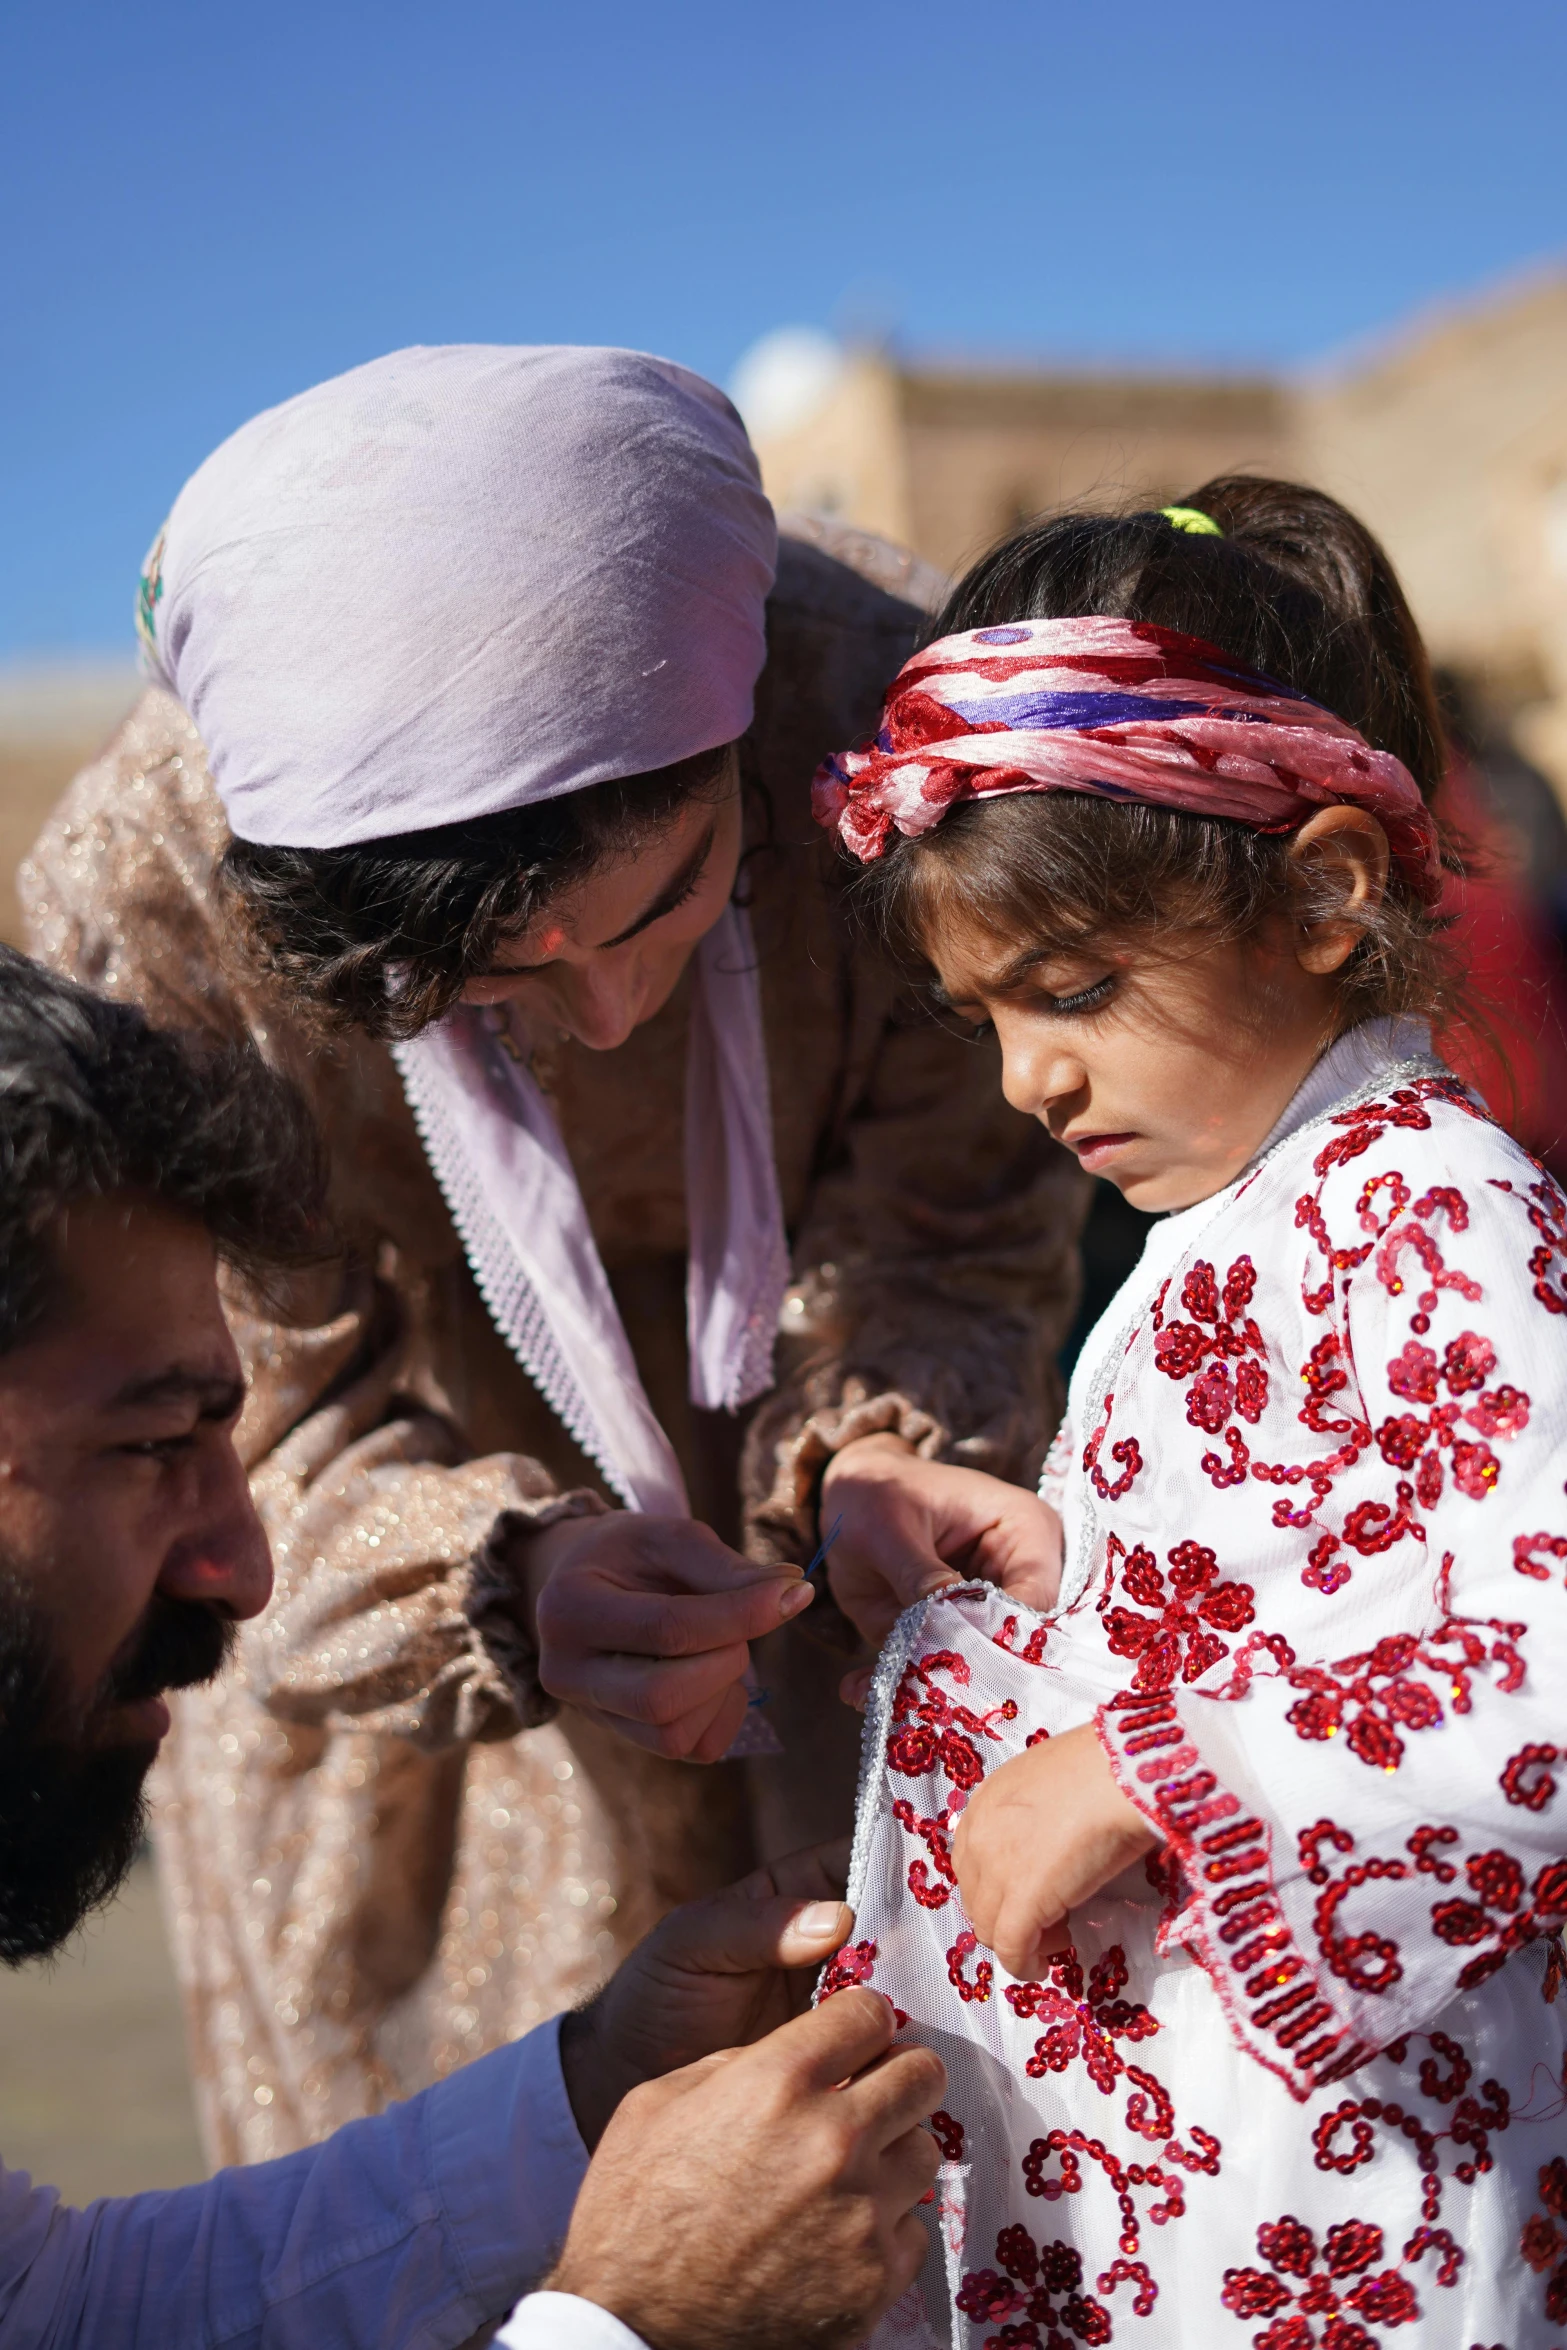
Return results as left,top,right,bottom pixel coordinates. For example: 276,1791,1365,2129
837,1021,1567,2350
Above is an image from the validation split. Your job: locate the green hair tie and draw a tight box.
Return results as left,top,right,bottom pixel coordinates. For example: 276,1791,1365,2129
1160,505,1223,537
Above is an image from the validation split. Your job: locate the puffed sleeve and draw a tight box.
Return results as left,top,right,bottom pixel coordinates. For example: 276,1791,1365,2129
744,988,1089,1564
20,691,605,1747
1097,1120,1567,2098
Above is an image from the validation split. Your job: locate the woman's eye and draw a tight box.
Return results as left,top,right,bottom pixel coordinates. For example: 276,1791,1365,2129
1045,976,1115,1017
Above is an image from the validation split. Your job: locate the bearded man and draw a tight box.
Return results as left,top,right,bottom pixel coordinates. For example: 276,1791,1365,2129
0,944,943,2350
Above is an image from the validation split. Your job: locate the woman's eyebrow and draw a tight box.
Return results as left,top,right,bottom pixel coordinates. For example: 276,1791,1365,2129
472,824,718,979
593,824,716,950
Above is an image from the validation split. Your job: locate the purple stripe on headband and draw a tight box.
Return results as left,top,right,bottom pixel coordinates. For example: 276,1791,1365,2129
940,689,1216,733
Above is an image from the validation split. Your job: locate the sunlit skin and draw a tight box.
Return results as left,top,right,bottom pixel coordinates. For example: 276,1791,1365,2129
927,806,1391,1215
0,1196,272,1748
823,807,1393,1973
459,751,744,1050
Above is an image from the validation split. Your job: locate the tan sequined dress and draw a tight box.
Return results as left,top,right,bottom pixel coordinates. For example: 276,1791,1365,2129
21,524,1089,2164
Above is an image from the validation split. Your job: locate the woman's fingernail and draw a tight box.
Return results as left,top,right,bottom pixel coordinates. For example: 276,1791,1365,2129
797,1901,846,1937
779,1580,814,1615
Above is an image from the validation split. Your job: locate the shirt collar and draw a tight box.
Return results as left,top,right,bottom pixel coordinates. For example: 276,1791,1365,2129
1248,1015,1438,1169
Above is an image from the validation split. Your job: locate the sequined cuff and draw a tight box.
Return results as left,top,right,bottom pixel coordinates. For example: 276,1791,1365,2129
744,1388,946,1570
1094,1689,1370,2102
465,1493,610,1731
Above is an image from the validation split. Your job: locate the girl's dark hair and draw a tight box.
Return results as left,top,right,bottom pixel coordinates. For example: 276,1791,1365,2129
220,742,737,1040
863,476,1462,1034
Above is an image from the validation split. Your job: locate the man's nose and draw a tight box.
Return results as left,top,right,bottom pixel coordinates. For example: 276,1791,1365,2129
156,1434,274,1621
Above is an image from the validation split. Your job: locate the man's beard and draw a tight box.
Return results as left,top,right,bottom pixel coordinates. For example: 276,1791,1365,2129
0,1586,234,1964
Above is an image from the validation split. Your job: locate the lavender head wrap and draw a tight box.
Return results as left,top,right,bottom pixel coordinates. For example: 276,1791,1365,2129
141,348,791,1611
141,342,778,846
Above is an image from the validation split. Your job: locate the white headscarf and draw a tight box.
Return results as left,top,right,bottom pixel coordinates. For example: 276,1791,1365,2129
144,344,789,1516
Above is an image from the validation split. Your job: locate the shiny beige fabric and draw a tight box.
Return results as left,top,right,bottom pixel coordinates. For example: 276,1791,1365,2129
22,525,1089,2162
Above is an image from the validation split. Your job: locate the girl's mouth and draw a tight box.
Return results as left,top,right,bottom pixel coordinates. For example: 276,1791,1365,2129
1066,1131,1138,1173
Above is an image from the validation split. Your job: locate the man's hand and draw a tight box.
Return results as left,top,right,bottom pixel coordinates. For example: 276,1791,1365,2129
951,1722,1159,1979
550,1989,945,2350
823,1436,1062,1704
559,1837,855,2150
531,1514,813,1761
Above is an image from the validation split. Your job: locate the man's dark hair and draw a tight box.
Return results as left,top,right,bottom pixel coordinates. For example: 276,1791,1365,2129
220,741,738,1042
0,945,326,1355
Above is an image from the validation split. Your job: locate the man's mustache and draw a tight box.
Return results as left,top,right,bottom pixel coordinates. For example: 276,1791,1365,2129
98,1595,236,1713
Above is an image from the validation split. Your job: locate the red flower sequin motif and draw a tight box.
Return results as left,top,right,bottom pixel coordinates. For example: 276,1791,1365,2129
1520,2155,1567,2326
1430,1849,1567,1990
1152,1255,1271,1430
1006,1944,1159,2092
1369,1321,1524,1511
1221,2213,1422,2347
1099,1533,1255,1691
957,2222,1133,2350
1285,1610,1526,1772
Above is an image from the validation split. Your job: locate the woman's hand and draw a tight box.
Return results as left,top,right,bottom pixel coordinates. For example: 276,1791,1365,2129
951,1722,1159,1980
822,1435,1063,1703
530,1514,813,1762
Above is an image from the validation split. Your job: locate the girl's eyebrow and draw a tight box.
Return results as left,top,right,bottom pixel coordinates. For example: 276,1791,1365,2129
982,943,1059,994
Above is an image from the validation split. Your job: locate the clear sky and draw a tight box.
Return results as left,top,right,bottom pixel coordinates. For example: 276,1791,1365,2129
5,0,1566,655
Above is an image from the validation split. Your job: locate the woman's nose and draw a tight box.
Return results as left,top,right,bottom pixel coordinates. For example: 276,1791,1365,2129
553,962,645,1051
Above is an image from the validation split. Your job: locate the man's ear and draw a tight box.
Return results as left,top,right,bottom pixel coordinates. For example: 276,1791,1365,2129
1287,806,1390,976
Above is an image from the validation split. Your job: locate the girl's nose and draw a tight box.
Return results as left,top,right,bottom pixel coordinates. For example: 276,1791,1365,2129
997,1029,1087,1121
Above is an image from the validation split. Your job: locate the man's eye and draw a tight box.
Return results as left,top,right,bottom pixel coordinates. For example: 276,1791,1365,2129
120,1433,196,1460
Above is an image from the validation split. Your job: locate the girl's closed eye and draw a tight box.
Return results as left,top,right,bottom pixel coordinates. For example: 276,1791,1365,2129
1039,973,1115,1018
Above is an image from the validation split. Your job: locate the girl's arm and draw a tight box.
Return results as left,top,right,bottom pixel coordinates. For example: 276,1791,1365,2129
1096,1150,1567,2100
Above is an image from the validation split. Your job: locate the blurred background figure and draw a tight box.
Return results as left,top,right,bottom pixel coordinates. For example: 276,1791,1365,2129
4,0,1567,2197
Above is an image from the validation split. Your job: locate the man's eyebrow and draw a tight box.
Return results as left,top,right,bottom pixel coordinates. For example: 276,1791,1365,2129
107,1368,246,1416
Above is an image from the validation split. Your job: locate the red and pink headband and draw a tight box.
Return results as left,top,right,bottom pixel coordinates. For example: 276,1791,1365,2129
812,616,1442,902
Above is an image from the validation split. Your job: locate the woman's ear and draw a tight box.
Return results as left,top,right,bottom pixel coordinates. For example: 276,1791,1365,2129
1287,806,1391,976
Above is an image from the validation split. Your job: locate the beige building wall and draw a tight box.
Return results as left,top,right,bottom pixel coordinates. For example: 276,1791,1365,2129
1298,275,1567,687
754,352,1294,581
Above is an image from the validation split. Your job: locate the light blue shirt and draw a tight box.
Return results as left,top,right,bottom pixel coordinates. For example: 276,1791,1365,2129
0,2015,628,2347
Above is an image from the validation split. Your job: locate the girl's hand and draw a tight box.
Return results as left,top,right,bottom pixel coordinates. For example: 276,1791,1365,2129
951,1723,1159,1979
530,1514,813,1762
821,1436,1063,1702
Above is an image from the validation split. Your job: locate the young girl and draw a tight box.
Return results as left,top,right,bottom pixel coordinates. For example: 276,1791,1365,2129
812,480,1567,2350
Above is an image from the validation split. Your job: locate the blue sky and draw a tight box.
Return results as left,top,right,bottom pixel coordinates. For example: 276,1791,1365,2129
5,0,1566,655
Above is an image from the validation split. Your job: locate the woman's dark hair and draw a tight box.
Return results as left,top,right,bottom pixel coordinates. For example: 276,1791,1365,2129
0,946,327,1354
220,743,738,1040
862,476,1463,1034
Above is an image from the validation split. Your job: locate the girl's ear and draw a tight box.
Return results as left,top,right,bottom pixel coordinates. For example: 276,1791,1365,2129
1287,807,1390,976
